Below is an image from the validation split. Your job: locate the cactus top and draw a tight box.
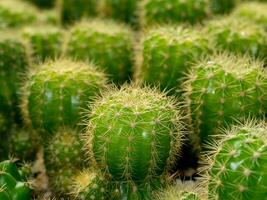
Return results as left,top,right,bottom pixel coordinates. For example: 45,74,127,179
21,59,107,134
86,85,183,182
207,120,267,200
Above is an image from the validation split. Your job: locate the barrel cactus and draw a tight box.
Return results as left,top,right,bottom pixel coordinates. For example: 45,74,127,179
207,120,267,199
140,0,209,27
64,19,134,84
22,26,63,63
86,85,183,184
184,53,267,149
135,26,210,94
21,59,107,134
210,0,238,14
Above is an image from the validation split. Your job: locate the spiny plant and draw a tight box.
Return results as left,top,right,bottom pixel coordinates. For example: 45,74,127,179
0,34,30,130
99,0,139,28
140,0,209,27
205,17,267,63
0,0,38,29
64,19,134,84
135,26,210,94
232,2,267,31
85,84,184,184
57,0,99,25
183,53,267,150
22,26,64,63
21,59,107,134
209,0,239,14
205,119,267,200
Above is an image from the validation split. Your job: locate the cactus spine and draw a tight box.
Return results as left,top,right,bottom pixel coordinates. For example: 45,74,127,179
207,120,267,200
21,59,107,134
65,19,134,84
184,54,267,149
136,26,210,93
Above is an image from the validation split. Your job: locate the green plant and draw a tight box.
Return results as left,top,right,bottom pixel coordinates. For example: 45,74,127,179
21,59,107,134
86,85,183,184
184,53,267,150
210,0,238,14
135,26,210,94
206,119,267,199
27,0,54,9
64,19,134,84
140,0,209,27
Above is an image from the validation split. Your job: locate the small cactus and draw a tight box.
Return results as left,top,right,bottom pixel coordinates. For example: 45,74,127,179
140,0,209,27
22,26,63,64
184,53,267,149
64,19,134,84
210,0,238,14
21,59,107,134
135,26,210,93
85,85,183,183
206,119,267,200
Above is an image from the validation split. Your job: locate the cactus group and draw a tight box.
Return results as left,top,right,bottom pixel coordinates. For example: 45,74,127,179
207,120,267,199
136,26,210,93
21,59,107,134
184,54,267,149
64,20,134,84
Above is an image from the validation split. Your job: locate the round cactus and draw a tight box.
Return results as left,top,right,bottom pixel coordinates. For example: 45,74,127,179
207,120,267,199
22,26,64,64
0,35,30,130
210,0,238,14
57,0,98,25
205,17,267,63
140,0,209,27
21,59,107,134
86,85,183,183
64,19,134,84
184,53,267,149
135,26,210,94
99,0,139,28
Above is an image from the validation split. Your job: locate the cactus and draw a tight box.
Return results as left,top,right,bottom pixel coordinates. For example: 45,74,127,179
99,0,139,28
140,0,209,27
57,0,98,25
206,119,267,199
210,0,238,14
22,26,64,63
184,53,267,149
27,0,54,9
135,26,210,94
85,85,183,184
0,35,30,130
64,19,134,84
21,59,107,134
205,17,267,62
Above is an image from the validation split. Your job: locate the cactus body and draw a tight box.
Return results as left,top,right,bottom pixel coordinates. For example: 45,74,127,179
210,0,238,14
184,54,267,148
58,0,98,25
141,0,209,27
207,120,267,199
86,85,183,183
22,26,63,64
206,18,267,62
65,20,134,84
21,59,107,134
136,26,210,93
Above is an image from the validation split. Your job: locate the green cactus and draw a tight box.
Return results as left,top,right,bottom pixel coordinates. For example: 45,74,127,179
0,0,38,30
57,0,98,25
0,35,30,130
99,0,139,28
86,85,183,184
22,26,64,63
184,53,267,149
207,120,267,199
64,19,134,84
232,2,267,31
27,0,54,9
21,59,107,134
140,0,209,27
135,26,210,94
210,0,238,14
206,17,267,62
